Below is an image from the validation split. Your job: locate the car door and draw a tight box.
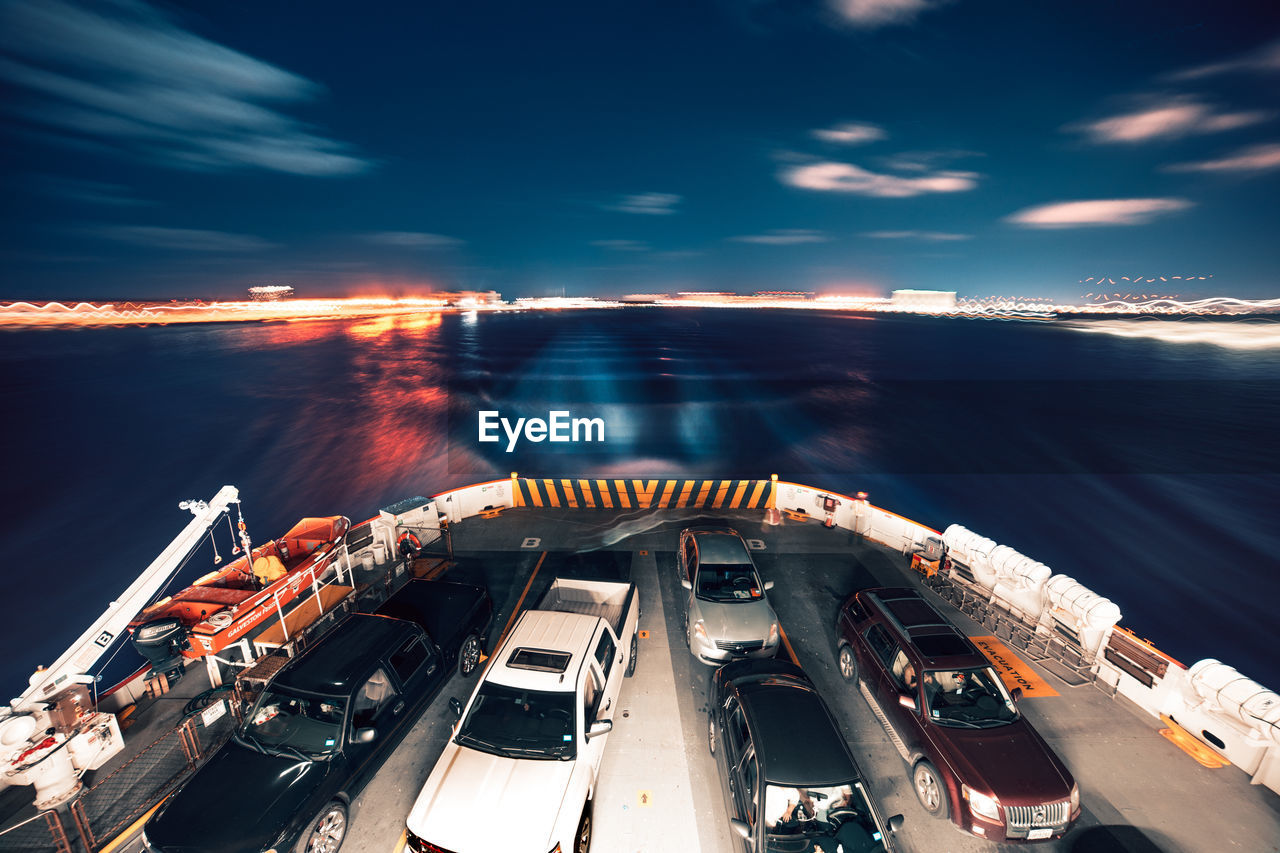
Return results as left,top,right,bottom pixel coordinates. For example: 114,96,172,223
346,665,405,792
580,664,609,777
388,633,443,715
733,746,761,853
592,628,623,718
722,695,757,851
882,646,925,754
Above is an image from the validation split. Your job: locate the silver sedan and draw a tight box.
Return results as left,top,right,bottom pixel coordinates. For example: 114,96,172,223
677,527,780,664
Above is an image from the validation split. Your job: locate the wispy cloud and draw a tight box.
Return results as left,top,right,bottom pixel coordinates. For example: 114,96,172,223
812,122,886,145
1163,143,1280,174
1068,97,1270,144
590,239,650,251
0,0,368,176
1166,39,1280,81
607,192,681,215
879,149,984,172
781,161,978,197
1005,198,1193,228
862,230,971,241
365,232,463,248
91,225,275,251
39,175,152,206
830,0,942,28
728,229,830,245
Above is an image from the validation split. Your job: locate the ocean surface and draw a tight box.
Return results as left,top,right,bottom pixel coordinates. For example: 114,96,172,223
2,308,1278,700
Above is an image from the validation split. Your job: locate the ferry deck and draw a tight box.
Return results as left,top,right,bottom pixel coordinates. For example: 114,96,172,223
90,501,1280,853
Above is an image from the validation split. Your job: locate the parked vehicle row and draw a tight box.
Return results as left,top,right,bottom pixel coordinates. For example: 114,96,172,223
141,526,1077,853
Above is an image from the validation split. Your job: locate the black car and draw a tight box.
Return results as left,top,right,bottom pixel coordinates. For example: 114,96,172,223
143,579,492,853
709,658,903,853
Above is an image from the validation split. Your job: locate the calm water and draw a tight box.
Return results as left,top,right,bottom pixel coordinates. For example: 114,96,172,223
2,309,1278,698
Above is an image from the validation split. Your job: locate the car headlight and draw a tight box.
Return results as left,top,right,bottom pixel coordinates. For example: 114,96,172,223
962,784,1001,822
767,622,779,646
1069,782,1080,813
693,621,708,644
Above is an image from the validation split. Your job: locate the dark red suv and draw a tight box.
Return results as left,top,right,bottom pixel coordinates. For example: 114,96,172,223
836,587,1080,842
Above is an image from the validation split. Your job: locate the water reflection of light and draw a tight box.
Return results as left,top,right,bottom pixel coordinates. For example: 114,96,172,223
1062,320,1280,350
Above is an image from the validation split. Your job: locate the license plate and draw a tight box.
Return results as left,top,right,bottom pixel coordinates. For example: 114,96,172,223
1027,828,1053,840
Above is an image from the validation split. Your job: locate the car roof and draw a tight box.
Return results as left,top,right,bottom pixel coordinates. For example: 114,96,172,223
488,610,600,691
691,529,752,565
724,660,859,787
861,587,984,668
273,614,416,697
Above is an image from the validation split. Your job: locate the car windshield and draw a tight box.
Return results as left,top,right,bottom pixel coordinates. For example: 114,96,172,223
696,564,763,602
243,688,345,754
764,782,889,851
455,683,576,760
922,666,1019,728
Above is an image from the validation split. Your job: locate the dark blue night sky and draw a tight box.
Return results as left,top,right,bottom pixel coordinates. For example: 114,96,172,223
2,0,1278,300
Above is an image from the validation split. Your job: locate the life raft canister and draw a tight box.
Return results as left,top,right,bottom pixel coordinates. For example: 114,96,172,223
397,531,422,559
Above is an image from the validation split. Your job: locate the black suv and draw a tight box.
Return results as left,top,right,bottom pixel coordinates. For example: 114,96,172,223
143,579,491,853
836,587,1079,842
708,658,902,852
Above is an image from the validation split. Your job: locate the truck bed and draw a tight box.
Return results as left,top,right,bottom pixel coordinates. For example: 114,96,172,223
537,577,635,639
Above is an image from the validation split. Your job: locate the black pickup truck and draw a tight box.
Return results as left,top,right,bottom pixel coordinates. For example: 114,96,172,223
142,579,492,853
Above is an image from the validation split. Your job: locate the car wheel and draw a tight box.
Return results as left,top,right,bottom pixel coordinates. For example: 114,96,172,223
625,633,638,677
575,805,592,853
912,761,948,819
300,801,346,853
708,713,716,755
838,643,857,682
458,634,482,677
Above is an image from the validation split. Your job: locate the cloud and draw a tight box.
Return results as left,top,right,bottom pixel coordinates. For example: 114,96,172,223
728,229,830,245
780,161,979,197
830,0,941,28
39,175,152,206
0,0,368,176
1166,39,1280,81
879,149,984,172
1004,198,1193,228
607,192,681,215
812,122,886,145
590,239,650,251
861,230,971,241
1163,143,1280,174
365,231,464,248
1069,98,1271,144
92,225,275,251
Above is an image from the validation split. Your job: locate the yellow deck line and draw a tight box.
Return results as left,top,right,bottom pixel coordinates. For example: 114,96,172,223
779,627,800,666
543,479,561,508
100,797,168,853
596,479,613,509
526,479,544,508
392,829,408,853
614,479,631,509
658,480,676,508
694,481,713,506
578,479,596,508
497,551,547,647
747,480,766,507
729,481,749,508
676,480,695,506
714,480,731,508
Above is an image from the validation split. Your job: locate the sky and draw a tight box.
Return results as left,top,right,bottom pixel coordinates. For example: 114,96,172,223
1,0,1278,302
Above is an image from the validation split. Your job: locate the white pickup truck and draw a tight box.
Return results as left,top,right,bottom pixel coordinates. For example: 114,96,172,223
405,576,640,853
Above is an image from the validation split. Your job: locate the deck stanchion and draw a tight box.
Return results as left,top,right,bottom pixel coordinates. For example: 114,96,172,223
764,474,781,525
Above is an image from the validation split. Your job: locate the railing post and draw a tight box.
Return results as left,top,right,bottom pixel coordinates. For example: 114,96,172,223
68,799,95,852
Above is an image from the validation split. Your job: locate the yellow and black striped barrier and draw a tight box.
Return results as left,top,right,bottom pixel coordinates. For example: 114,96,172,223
511,477,773,512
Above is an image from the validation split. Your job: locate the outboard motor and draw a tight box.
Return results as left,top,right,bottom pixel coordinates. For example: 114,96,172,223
131,617,188,682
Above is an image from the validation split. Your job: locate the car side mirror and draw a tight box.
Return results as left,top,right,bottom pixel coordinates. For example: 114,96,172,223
763,580,775,591
729,818,751,840
448,697,463,720
1011,687,1023,702
898,694,917,711
680,578,692,591
587,719,613,741
355,727,377,743
888,813,905,833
